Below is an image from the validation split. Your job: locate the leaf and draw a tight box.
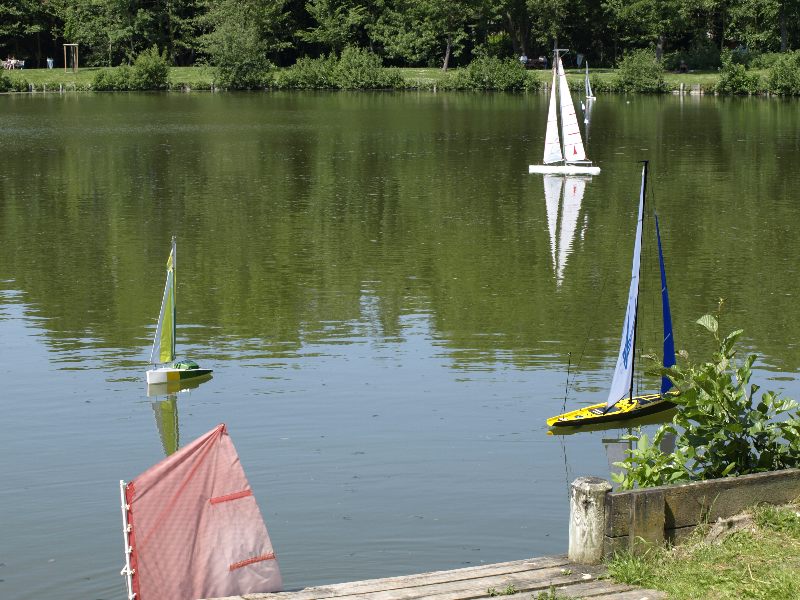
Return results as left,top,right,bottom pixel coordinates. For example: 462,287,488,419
696,314,718,333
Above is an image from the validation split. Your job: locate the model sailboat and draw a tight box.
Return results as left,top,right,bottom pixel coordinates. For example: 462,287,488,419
547,162,676,427
585,61,596,101
529,51,600,176
145,237,212,384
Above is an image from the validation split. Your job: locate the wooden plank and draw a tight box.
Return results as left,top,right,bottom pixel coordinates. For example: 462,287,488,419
341,566,603,600
232,556,573,600
472,580,639,599
219,563,604,600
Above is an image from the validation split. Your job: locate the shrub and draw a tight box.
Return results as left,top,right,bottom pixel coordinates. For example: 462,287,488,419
274,48,402,90
0,72,11,92
274,55,337,89
612,304,800,490
93,66,134,91
716,51,760,94
767,51,800,95
441,56,540,91
614,49,667,93
130,46,170,90
750,52,784,69
332,46,403,89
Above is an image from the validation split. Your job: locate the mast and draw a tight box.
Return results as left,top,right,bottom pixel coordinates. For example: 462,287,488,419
627,161,648,400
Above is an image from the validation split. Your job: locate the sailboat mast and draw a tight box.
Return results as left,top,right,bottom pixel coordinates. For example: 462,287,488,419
627,161,649,400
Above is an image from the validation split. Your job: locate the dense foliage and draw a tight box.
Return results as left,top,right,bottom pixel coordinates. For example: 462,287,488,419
716,51,760,94
3,0,800,74
767,51,800,95
93,47,170,91
613,306,800,491
614,49,667,92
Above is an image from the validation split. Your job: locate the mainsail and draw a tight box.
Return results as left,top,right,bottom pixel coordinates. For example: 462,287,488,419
543,66,563,164
557,57,587,162
606,165,646,407
655,214,676,393
149,238,176,365
120,424,282,600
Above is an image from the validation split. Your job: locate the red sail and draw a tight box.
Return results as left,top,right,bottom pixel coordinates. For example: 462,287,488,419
124,424,282,599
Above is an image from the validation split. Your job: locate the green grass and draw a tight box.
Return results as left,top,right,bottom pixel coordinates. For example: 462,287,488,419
607,503,800,599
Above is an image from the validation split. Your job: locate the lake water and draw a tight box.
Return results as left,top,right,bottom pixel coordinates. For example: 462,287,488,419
1,90,799,599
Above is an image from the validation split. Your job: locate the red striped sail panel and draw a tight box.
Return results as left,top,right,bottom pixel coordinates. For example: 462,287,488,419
124,424,282,599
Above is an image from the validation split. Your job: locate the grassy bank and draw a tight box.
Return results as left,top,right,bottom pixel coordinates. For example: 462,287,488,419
0,64,769,94
607,502,800,599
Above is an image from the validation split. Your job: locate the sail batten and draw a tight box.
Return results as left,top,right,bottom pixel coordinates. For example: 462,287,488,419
606,165,646,408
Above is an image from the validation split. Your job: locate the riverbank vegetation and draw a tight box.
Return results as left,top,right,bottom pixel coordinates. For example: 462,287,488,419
2,0,800,94
612,302,800,491
608,501,800,599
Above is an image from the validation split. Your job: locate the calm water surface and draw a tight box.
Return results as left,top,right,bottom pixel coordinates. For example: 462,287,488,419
1,91,800,599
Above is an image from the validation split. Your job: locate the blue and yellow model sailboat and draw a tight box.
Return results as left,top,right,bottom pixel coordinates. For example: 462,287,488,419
547,162,676,427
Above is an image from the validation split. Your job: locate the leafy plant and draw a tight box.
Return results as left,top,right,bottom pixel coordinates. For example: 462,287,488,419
0,72,12,92
332,46,403,89
612,427,693,490
613,302,800,490
130,46,170,90
441,56,540,91
767,51,800,96
486,583,518,596
716,50,760,95
614,49,667,93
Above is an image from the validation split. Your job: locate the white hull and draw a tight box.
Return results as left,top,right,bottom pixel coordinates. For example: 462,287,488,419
146,366,213,384
529,164,601,175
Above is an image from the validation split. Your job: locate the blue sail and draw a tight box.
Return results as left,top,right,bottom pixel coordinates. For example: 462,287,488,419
655,214,675,393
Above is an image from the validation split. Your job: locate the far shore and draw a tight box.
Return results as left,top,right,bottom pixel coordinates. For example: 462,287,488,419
1,65,737,94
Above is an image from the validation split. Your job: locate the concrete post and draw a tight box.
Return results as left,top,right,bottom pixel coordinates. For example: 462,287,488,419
569,477,612,564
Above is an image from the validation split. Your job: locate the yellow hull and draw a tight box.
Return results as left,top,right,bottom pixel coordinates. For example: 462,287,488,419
547,392,677,428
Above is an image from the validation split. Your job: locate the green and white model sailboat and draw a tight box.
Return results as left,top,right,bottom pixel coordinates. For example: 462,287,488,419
145,237,212,384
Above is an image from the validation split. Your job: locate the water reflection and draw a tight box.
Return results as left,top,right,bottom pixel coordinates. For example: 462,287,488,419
543,175,590,285
147,375,212,456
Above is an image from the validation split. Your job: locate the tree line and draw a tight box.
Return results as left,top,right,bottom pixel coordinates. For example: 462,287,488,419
2,0,800,72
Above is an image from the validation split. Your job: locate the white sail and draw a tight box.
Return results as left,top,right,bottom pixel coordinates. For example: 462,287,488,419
556,177,585,283
557,58,587,163
543,175,563,273
606,166,646,407
543,67,563,164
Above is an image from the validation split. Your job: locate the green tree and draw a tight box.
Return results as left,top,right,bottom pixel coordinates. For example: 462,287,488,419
370,0,479,69
299,0,368,55
603,0,687,60
199,0,290,88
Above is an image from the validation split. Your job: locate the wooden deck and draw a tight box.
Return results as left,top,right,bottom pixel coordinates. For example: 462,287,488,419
205,555,666,600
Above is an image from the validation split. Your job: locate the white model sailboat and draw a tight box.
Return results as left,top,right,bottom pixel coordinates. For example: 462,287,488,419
529,51,600,176
585,61,596,101
145,237,212,384
544,174,587,285
547,162,676,427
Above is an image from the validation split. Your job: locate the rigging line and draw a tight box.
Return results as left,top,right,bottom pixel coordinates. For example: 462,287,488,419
565,188,615,396
562,352,572,414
